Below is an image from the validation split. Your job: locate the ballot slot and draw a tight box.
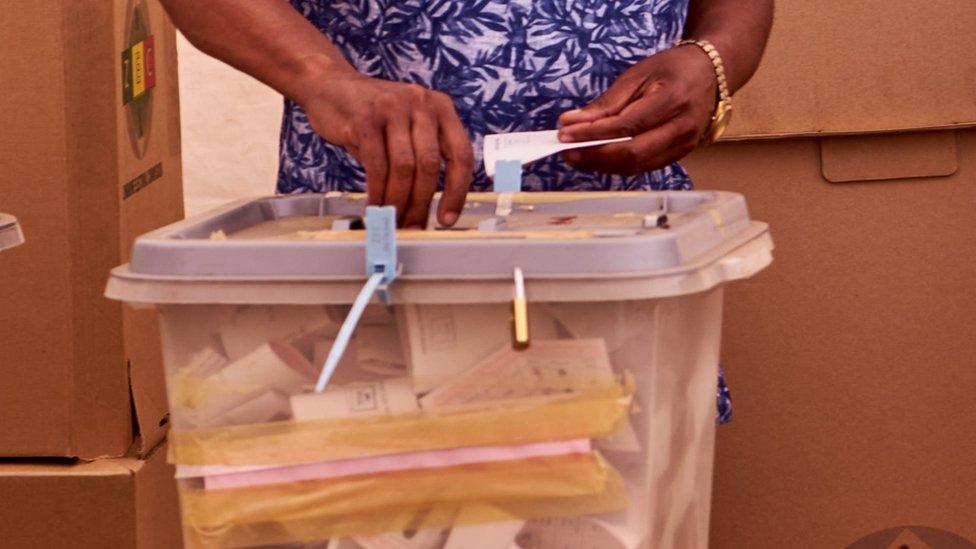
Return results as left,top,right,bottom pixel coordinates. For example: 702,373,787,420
170,192,683,241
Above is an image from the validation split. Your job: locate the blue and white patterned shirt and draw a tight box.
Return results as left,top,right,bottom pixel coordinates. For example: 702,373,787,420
278,0,732,423
278,0,693,194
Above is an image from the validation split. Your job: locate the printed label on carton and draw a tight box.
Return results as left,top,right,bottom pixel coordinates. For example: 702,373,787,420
122,162,163,199
121,35,156,105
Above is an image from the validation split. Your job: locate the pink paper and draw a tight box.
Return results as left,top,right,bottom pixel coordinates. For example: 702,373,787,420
203,438,591,490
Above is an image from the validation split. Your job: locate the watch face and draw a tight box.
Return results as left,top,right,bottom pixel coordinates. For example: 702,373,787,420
707,101,733,144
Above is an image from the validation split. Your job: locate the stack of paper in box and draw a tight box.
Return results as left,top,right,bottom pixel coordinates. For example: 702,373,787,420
168,302,636,548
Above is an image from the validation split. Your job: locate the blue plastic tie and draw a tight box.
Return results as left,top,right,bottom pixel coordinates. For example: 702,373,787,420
365,206,398,287
315,206,398,392
314,272,384,393
493,160,522,193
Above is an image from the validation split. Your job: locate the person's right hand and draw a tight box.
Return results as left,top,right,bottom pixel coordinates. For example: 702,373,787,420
299,72,474,228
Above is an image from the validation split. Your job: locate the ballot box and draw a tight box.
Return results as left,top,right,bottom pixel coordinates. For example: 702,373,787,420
0,213,24,252
106,191,772,549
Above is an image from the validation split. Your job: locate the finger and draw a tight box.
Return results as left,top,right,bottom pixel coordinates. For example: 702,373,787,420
383,112,415,225
563,120,689,175
557,64,654,129
357,124,388,206
433,95,473,227
403,106,441,229
558,85,676,142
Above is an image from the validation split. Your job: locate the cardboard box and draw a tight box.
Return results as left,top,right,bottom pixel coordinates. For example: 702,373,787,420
688,97,976,549
686,0,976,548
687,131,976,547
0,0,183,458
725,0,976,139
682,3,976,545
0,441,183,549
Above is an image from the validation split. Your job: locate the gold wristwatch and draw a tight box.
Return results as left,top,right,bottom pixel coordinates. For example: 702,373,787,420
674,39,732,145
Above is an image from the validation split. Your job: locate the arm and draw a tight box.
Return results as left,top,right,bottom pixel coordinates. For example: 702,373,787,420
557,0,774,174
684,0,774,93
161,0,473,227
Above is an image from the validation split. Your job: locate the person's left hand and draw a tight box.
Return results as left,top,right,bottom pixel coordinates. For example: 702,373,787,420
557,45,719,175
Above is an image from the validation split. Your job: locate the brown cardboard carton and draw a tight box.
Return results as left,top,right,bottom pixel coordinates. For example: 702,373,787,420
0,441,183,549
681,2,976,544
0,0,182,458
685,131,976,547
726,0,976,138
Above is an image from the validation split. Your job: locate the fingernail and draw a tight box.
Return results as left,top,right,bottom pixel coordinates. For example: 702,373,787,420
442,212,458,226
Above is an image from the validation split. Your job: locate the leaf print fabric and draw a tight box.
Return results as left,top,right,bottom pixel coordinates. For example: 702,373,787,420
278,0,694,194
277,0,731,425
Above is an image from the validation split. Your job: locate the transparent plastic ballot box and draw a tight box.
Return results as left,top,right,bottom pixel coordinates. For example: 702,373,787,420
0,213,24,252
105,191,773,549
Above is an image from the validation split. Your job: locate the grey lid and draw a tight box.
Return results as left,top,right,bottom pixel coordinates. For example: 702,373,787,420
106,191,774,304
125,191,754,278
0,213,24,252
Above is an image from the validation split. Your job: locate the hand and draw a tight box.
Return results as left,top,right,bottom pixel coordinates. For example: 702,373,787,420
300,73,474,227
557,45,718,175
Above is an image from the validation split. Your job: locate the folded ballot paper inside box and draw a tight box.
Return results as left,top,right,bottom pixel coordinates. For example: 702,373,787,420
107,191,772,549
168,318,637,547
398,303,561,394
174,334,623,481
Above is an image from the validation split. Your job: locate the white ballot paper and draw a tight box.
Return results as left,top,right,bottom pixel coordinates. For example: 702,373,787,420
399,304,560,394
515,515,640,549
420,339,612,408
172,341,315,428
353,528,450,549
290,377,419,421
483,130,631,177
443,507,525,549
221,305,338,360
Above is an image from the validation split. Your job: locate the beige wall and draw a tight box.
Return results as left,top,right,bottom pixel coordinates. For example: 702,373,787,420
177,33,282,216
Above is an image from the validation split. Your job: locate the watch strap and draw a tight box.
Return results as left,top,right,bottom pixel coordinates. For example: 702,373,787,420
674,38,731,105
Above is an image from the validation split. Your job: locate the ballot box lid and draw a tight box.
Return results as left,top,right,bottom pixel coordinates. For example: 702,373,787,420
106,192,773,304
